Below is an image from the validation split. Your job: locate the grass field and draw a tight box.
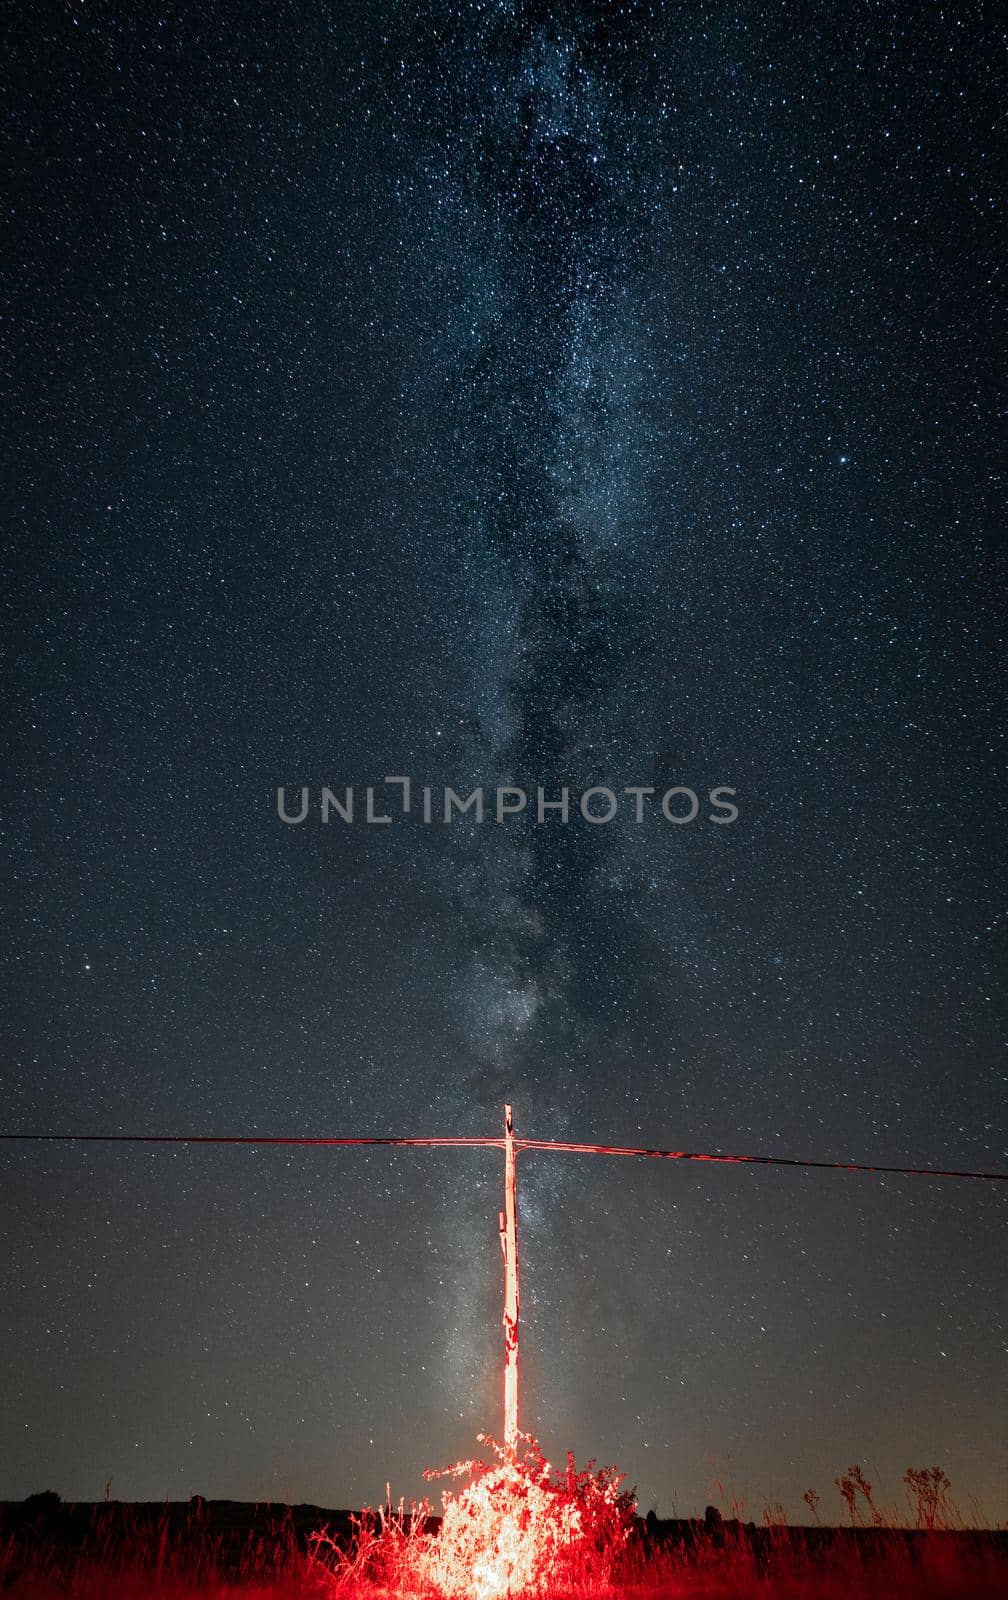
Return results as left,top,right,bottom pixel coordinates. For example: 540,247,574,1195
2,1463,1005,1598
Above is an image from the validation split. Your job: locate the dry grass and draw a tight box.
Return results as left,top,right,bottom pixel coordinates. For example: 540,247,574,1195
2,1457,1004,1599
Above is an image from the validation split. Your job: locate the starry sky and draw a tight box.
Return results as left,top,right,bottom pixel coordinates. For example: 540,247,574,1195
2,0,1005,1524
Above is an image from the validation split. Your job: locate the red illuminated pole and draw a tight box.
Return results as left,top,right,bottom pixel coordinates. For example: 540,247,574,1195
500,1103,519,1453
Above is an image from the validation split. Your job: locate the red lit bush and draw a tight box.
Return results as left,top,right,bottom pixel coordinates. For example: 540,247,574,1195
418,1432,635,1600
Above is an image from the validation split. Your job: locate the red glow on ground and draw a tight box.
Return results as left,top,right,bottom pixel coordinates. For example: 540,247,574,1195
306,1433,635,1598
418,1434,634,1600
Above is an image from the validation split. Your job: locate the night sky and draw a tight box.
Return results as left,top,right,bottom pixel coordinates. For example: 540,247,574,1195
3,0,1006,1524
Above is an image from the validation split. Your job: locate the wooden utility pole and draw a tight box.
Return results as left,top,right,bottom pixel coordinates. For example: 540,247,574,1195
500,1103,519,1452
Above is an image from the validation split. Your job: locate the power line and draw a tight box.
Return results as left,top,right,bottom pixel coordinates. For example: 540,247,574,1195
0,1135,501,1149
517,1139,1007,1181
0,1131,1004,1181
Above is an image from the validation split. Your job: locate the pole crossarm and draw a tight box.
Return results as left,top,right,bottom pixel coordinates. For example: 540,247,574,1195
0,1132,1004,1181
